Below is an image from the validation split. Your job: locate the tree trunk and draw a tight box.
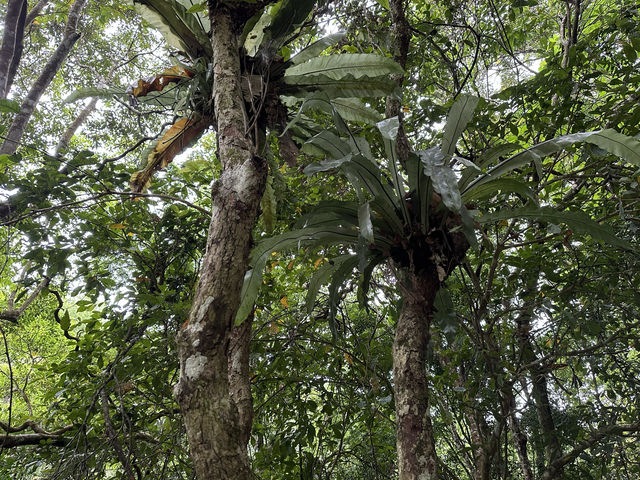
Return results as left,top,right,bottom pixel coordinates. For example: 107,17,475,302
173,7,266,480
385,0,411,165
508,409,534,480
393,272,440,480
516,314,562,468
0,0,87,155
0,0,26,99
55,97,98,156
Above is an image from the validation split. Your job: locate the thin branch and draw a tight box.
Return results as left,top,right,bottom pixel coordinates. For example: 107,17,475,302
0,190,210,226
540,422,640,480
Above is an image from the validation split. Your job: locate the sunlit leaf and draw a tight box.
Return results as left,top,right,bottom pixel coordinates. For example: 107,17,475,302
442,94,479,159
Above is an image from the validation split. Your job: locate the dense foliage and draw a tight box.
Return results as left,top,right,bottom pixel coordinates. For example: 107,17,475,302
1,0,639,479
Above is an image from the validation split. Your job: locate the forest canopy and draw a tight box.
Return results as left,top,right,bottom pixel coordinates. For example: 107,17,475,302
1,1,639,479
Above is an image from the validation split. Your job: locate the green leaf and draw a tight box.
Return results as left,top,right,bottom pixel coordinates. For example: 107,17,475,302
236,226,360,323
186,2,206,13
261,175,277,234
0,99,20,113
264,0,317,49
442,94,479,159
458,143,519,191
331,98,382,125
283,94,381,135
303,155,353,175
357,254,383,308
283,73,399,98
294,200,359,229
285,53,403,81
64,87,127,103
405,152,431,232
289,33,346,65
243,8,272,56
304,131,352,159
584,129,640,166
462,178,538,204
378,119,409,224
327,255,359,336
306,254,355,313
464,130,640,194
133,0,211,59
478,207,634,251
341,155,404,232
60,311,71,331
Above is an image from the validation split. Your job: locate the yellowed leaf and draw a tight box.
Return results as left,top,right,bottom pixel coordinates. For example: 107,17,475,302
314,258,324,268
269,321,280,334
287,260,295,270
280,296,289,308
130,116,211,193
109,223,126,230
128,66,194,98
344,353,353,364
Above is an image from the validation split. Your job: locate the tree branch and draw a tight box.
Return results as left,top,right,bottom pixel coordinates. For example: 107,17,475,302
540,422,640,480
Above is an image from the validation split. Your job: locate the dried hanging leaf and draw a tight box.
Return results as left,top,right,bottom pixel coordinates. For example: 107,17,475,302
130,115,210,193
127,66,194,98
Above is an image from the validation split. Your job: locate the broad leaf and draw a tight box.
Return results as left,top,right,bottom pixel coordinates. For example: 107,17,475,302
303,155,353,175
304,130,352,160
341,155,404,233
377,117,399,141
464,130,640,194
133,0,211,59
442,94,479,159
283,73,399,99
284,54,403,81
306,254,355,313
283,94,381,135
378,118,409,224
462,178,538,204
478,206,634,251
0,99,20,113
289,33,346,65
64,87,128,103
405,152,431,231
264,0,317,49
458,143,519,191
236,226,361,323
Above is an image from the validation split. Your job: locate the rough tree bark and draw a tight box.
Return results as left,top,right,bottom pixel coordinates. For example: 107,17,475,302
393,272,440,480
173,5,266,480
392,206,469,480
0,0,87,155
